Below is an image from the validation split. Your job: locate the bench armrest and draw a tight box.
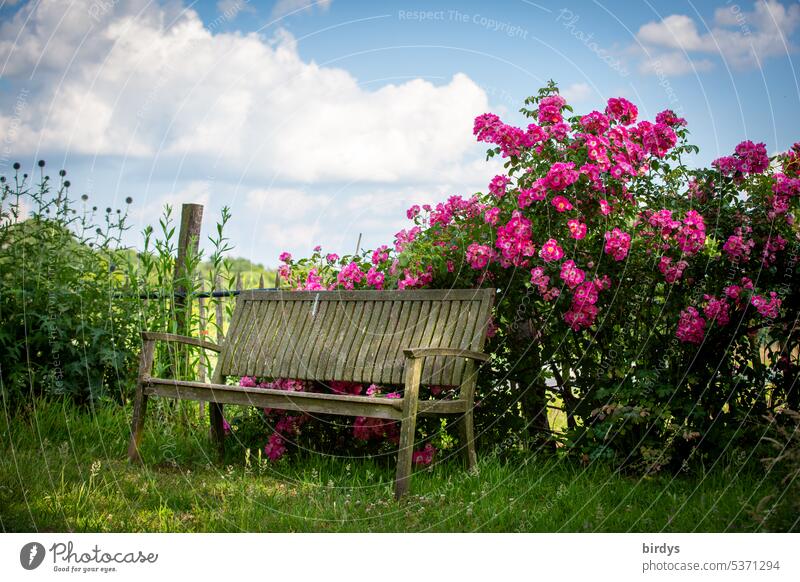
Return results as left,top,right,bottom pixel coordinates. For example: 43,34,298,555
141,332,222,353
402,347,489,362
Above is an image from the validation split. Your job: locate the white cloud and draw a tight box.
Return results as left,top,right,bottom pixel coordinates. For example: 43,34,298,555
638,51,714,76
560,82,592,103
0,0,489,184
245,187,330,221
635,0,800,74
638,14,708,51
133,180,212,222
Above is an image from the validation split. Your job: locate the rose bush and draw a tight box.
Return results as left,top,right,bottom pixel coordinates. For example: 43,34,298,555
242,82,799,473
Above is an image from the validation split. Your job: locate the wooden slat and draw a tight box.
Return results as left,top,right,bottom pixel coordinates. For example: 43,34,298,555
145,379,403,420
232,299,261,376
313,301,350,382
353,299,386,383
461,300,484,351
249,300,282,379
446,301,472,386
341,299,375,382
272,300,305,378
237,289,489,302
383,300,413,385
458,300,486,383
333,299,370,381
476,289,495,350
259,299,291,376
416,300,441,384
391,299,424,384
313,300,348,381
282,297,316,379
426,299,452,385
221,299,254,377
367,300,402,385
402,300,432,385
243,300,271,377
294,298,330,379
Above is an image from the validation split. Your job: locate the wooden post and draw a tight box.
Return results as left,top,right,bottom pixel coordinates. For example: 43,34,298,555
172,203,203,380
395,356,423,499
128,336,156,463
198,277,207,416
210,272,226,455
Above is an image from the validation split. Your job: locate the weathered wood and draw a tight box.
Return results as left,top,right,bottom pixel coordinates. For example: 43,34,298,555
209,401,225,460
145,379,404,420
252,300,283,377
134,287,496,499
353,299,384,382
306,300,342,380
456,358,479,470
295,300,329,379
198,279,207,415
172,203,204,379
366,300,401,382
333,299,368,380
447,301,471,385
387,300,414,384
318,301,354,381
140,332,221,353
236,288,493,301
395,355,423,499
127,337,155,462
217,294,245,377
403,347,490,362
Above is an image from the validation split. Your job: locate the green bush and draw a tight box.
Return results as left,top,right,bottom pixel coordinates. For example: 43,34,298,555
0,162,140,406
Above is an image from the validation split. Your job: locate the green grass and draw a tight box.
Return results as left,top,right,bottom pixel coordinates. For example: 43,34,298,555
0,399,779,532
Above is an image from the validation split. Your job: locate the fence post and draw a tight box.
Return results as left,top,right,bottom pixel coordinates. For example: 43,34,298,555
197,277,207,416
172,203,203,379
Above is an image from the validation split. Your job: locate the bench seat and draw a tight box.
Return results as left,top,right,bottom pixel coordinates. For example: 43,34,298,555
144,378,471,419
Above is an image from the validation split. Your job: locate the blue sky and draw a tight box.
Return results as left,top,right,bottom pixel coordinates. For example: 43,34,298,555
1,0,799,267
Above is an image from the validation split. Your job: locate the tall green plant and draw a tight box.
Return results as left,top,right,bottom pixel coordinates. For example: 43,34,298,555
0,162,139,405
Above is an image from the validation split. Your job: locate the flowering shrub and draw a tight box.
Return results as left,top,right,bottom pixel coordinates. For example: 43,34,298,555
258,82,799,473
229,374,439,465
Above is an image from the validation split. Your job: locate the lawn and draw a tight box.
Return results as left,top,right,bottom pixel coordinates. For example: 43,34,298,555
0,399,779,533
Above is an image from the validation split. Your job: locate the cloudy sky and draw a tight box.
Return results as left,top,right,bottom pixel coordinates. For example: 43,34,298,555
1,0,799,267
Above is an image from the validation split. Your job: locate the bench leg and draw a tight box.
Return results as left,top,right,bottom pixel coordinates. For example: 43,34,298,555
395,412,418,499
395,357,423,499
457,410,478,471
128,338,155,463
127,386,149,463
209,402,225,461
457,360,478,472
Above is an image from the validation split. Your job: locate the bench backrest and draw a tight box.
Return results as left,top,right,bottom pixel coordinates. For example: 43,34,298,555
216,288,495,386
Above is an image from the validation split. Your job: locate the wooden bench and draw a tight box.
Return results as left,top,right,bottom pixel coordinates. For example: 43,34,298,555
127,288,495,498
